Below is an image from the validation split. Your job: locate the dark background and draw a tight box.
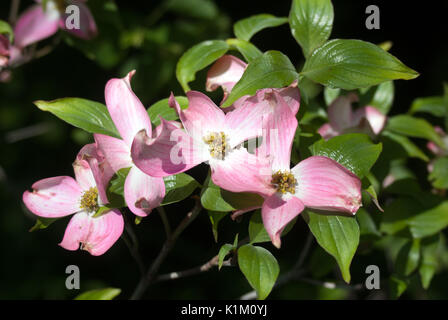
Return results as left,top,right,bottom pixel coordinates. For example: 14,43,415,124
0,0,447,299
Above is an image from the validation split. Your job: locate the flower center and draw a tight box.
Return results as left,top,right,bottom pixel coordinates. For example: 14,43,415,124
203,131,227,160
80,187,99,212
271,171,297,194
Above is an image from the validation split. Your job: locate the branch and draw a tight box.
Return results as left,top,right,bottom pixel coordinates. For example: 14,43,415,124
156,206,171,239
154,255,233,283
9,0,20,25
122,214,145,276
130,200,202,300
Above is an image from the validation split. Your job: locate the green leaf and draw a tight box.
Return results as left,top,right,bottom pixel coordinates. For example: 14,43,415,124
379,197,422,236
218,243,234,270
222,50,299,107
367,81,394,115
108,167,131,198
309,133,382,178
226,38,263,62
200,174,236,212
395,238,421,276
409,96,447,117
234,14,288,42
147,96,188,126
387,115,444,147
428,157,448,189
176,40,229,92
74,288,121,300
208,211,229,242
356,208,381,237
166,0,218,19
364,184,383,213
200,173,263,212
106,167,131,210
408,201,448,239
238,244,280,300
0,20,13,41
323,87,341,106
34,98,119,138
29,217,59,232
162,173,200,206
289,0,334,58
381,130,429,162
389,275,409,299
301,39,419,90
419,235,441,289
305,211,360,283
248,210,296,244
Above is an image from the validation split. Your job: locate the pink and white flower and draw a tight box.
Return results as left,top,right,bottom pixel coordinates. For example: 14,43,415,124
206,55,247,104
211,92,362,247
318,95,387,140
427,126,448,158
23,144,123,256
14,0,97,49
0,35,10,68
94,70,165,217
130,86,300,193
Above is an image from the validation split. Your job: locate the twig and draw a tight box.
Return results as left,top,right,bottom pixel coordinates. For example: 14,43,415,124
130,200,202,300
299,278,364,291
154,255,233,283
0,165,6,183
122,214,145,276
5,122,50,143
156,206,171,239
9,0,20,25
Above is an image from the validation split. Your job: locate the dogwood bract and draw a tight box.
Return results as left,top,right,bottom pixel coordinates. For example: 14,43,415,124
22,144,123,256
318,94,387,140
94,70,165,217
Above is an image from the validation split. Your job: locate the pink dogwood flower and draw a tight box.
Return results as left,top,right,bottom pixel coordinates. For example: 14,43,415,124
206,54,247,104
14,0,97,49
94,71,165,217
318,95,387,140
0,35,10,68
130,85,300,190
22,144,123,256
427,126,448,157
427,126,448,173
212,94,362,247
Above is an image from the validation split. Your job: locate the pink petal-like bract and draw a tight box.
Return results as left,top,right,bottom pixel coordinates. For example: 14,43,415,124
124,166,165,217
353,106,387,135
262,194,305,248
75,143,114,204
178,91,227,138
104,70,152,147
318,123,338,140
14,4,60,48
210,148,273,197
61,0,97,40
0,35,10,67
94,134,133,172
131,117,208,177
292,156,362,215
327,96,354,132
23,176,82,218
254,89,298,171
206,55,247,101
59,209,124,256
